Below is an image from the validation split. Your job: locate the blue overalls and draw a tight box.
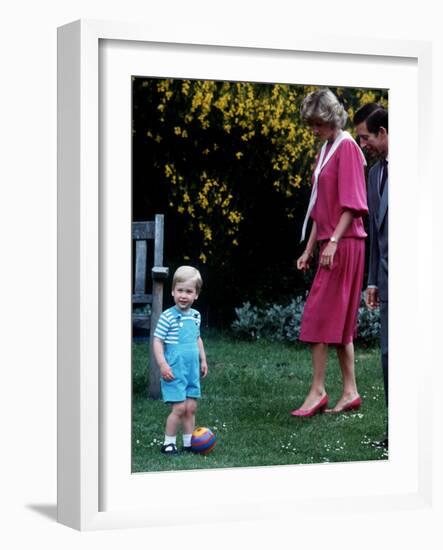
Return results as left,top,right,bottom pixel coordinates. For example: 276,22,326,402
161,309,201,403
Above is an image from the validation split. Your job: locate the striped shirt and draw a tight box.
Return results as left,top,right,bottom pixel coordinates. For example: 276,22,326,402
154,306,201,344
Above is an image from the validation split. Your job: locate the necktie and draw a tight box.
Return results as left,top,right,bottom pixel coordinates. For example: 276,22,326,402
379,159,388,196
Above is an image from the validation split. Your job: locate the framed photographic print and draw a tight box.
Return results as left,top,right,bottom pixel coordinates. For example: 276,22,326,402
58,19,435,531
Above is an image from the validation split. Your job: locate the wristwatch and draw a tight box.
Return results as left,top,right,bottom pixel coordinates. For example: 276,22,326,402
330,236,339,244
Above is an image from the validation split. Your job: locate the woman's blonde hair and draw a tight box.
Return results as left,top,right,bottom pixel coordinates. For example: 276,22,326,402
172,265,203,293
300,88,347,129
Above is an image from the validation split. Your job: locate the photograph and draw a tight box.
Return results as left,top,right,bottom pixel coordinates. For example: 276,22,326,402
130,77,390,473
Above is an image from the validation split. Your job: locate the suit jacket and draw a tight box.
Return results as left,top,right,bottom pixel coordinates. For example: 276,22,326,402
367,160,388,302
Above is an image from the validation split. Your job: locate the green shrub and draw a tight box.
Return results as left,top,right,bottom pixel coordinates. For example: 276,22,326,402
231,294,380,345
231,296,305,343
357,298,381,345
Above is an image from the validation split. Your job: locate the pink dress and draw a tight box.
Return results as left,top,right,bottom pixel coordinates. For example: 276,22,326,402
299,139,368,345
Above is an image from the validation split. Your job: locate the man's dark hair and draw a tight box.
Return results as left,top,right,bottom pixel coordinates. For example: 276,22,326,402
353,102,380,125
366,107,388,134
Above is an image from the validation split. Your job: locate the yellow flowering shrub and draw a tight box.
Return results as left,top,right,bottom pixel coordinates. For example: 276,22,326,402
133,77,387,267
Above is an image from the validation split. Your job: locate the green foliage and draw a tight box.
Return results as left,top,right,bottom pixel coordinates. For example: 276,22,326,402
133,304,151,315
231,294,380,345
134,79,314,264
357,298,381,345
231,296,305,343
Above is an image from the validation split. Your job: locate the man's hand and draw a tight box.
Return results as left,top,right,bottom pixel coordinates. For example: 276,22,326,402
365,287,379,309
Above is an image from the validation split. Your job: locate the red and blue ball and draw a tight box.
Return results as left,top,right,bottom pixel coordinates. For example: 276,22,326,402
191,427,217,455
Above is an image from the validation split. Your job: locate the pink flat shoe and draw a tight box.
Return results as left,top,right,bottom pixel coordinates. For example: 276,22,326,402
291,394,328,417
326,395,362,413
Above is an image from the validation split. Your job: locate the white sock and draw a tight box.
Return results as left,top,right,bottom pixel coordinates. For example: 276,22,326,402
183,434,192,447
164,435,176,446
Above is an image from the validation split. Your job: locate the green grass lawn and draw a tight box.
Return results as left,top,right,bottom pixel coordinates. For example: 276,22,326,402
132,332,388,472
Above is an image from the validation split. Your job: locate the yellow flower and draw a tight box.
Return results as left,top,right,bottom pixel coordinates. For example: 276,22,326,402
204,227,212,241
198,192,209,209
235,152,243,159
228,211,242,224
182,81,191,96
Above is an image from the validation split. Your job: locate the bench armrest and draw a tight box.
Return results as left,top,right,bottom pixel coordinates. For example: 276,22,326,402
152,266,169,280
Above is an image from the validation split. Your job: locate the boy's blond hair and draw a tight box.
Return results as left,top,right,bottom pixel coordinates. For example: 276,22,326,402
172,265,203,293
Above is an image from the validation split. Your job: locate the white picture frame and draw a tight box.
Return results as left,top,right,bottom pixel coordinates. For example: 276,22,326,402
58,19,436,531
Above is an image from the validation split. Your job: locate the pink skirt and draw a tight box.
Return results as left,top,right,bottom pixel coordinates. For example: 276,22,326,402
299,238,365,345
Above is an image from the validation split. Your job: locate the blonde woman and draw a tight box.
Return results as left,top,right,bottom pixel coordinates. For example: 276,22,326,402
292,88,368,417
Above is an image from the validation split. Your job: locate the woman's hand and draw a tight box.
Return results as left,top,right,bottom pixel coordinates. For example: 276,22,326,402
319,241,337,269
160,363,175,381
296,251,311,271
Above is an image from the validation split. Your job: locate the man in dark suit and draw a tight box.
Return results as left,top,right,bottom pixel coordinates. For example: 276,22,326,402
354,107,389,448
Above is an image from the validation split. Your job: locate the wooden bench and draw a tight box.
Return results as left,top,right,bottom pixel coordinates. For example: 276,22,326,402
132,214,169,399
